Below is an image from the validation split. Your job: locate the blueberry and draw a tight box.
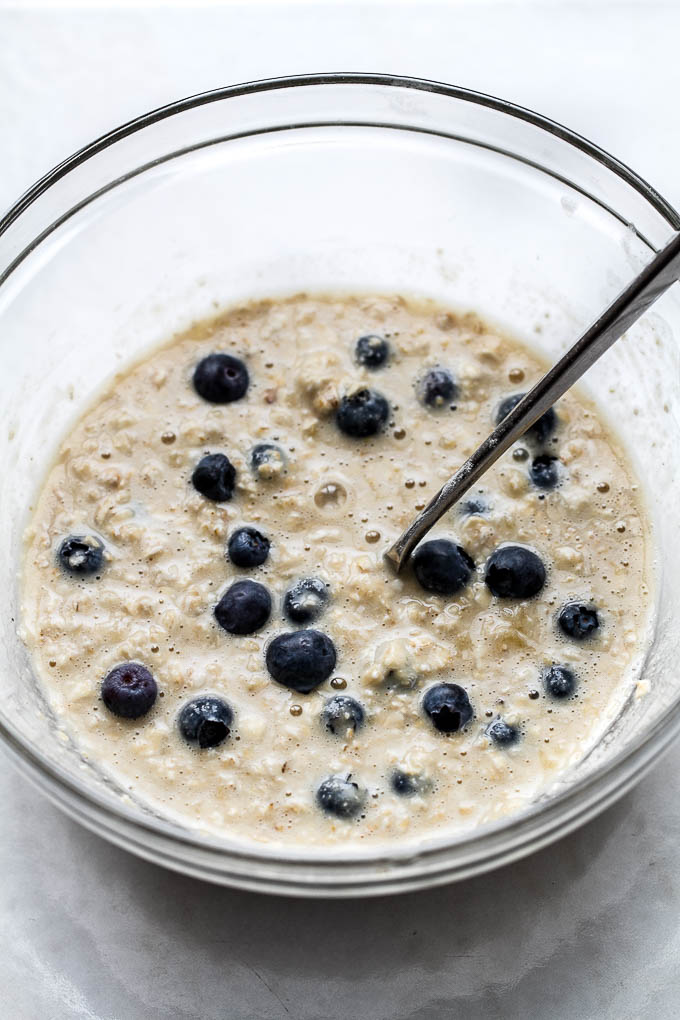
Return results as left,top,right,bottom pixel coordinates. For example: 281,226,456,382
423,683,473,734
485,545,546,599
101,662,157,719
390,770,429,797
316,775,366,819
178,695,233,749
558,602,600,641
530,454,559,490
283,577,329,624
58,535,105,577
336,388,389,438
544,664,577,698
266,629,336,693
413,539,475,595
496,394,557,444
228,527,270,568
355,334,390,369
192,453,236,502
419,368,458,408
214,579,271,635
250,443,286,478
193,353,249,403
321,695,364,736
461,498,487,516
487,718,520,745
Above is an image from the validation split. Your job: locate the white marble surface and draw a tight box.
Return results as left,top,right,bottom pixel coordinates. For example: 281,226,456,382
2,3,680,1017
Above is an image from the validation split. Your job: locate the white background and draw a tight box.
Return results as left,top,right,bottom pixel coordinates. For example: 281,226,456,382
2,2,680,1018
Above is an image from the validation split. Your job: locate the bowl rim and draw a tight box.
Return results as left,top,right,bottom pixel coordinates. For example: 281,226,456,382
2,72,680,237
3,72,680,892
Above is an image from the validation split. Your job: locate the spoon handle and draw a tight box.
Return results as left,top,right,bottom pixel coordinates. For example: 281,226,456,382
385,230,680,572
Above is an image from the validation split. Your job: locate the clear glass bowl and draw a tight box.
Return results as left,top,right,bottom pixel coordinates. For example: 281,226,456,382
2,74,679,897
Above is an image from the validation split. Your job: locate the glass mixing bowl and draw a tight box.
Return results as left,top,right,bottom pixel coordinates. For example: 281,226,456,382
1,74,679,897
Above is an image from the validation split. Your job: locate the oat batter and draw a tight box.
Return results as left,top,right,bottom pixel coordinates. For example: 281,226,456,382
20,294,652,846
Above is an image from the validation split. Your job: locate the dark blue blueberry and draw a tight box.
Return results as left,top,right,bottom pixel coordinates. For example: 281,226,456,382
485,545,546,599
193,353,249,403
228,526,270,568
487,718,520,745
101,662,157,719
544,664,577,698
321,695,364,736
355,334,390,369
178,696,233,749
419,368,458,408
58,535,105,577
250,443,286,477
496,394,557,444
214,579,271,635
413,539,475,596
266,629,336,693
191,453,236,502
461,498,487,516
336,388,390,438
390,770,429,797
530,454,559,490
283,577,329,624
316,775,366,819
558,602,600,641
423,683,473,734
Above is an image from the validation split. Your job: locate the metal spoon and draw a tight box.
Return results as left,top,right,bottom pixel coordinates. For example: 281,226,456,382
385,230,680,572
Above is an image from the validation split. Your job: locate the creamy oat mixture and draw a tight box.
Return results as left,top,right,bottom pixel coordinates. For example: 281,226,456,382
20,294,651,846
